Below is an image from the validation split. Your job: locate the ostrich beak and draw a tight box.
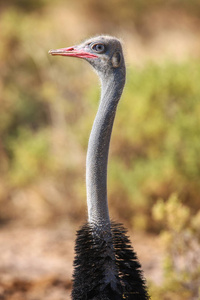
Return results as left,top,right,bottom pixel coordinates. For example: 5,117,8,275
48,46,98,59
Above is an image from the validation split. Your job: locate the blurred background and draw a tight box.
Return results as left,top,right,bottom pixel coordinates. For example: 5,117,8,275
0,0,200,299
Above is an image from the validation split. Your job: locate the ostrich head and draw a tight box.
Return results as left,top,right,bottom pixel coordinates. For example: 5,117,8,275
49,35,125,78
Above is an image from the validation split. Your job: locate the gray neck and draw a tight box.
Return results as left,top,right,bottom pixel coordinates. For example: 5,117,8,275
86,68,125,227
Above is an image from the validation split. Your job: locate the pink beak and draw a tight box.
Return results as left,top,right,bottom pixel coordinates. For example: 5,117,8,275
48,46,98,59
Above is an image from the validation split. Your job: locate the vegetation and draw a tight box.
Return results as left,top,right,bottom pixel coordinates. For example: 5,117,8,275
151,194,200,299
109,61,200,230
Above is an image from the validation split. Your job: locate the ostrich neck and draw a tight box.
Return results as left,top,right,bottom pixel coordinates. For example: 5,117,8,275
86,70,125,226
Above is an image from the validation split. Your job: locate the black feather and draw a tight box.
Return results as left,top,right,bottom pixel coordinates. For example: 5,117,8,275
72,222,150,300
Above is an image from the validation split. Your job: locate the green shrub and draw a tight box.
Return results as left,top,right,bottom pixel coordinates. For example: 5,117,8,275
151,194,200,299
0,5,200,229
107,61,200,228
7,128,51,186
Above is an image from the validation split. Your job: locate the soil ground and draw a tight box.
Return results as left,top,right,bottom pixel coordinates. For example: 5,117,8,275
0,224,163,299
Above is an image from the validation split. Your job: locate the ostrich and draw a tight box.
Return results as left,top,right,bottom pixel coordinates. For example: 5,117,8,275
49,36,149,300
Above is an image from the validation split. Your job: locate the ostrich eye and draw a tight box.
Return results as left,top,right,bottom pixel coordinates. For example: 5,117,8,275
91,43,105,53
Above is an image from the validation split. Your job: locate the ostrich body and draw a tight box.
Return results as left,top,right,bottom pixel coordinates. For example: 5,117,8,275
49,36,149,300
